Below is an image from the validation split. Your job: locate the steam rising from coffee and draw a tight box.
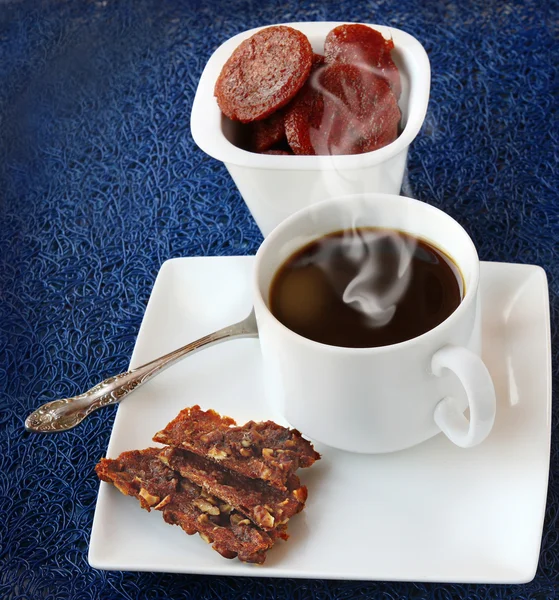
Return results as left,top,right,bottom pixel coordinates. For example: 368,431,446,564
340,228,415,327
308,48,415,329
304,225,417,329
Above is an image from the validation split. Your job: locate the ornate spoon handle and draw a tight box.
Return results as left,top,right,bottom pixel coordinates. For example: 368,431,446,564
25,310,258,433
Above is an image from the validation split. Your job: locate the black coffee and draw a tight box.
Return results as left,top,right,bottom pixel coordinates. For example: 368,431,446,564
270,228,464,348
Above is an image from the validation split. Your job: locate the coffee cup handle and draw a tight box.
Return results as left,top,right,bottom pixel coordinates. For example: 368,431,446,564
431,345,496,448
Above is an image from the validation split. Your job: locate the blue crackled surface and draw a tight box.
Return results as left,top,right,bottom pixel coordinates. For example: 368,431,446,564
0,0,557,598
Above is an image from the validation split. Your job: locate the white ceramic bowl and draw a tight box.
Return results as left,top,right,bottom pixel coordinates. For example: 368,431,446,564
191,22,431,236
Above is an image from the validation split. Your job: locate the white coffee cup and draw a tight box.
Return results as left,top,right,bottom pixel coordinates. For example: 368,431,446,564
253,193,496,453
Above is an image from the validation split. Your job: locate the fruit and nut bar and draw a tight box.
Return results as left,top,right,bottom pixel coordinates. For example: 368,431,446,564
152,405,321,490
96,448,286,564
159,446,307,531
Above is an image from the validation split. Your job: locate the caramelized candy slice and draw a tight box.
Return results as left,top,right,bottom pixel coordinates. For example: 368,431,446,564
286,63,400,155
96,448,177,509
324,24,401,98
215,26,313,123
153,405,320,490
159,447,307,530
95,448,285,564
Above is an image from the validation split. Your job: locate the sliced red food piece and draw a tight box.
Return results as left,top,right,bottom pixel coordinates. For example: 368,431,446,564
284,83,323,155
312,53,325,67
284,57,327,155
324,24,401,98
267,54,323,153
215,26,313,123
249,110,286,152
285,63,400,155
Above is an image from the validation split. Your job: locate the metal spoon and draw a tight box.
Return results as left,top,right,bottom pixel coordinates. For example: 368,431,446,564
25,310,258,433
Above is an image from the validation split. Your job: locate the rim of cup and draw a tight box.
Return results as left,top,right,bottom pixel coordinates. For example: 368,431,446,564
253,193,480,354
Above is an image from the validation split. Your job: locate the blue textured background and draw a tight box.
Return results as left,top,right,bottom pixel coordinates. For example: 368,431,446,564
1,0,557,598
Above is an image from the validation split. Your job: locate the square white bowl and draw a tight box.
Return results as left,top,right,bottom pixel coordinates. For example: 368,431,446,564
191,22,431,236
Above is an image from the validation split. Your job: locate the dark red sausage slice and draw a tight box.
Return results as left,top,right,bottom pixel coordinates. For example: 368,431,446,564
283,56,327,155
284,79,323,155
312,53,325,67
249,110,286,152
215,26,313,123
285,63,400,155
324,24,401,98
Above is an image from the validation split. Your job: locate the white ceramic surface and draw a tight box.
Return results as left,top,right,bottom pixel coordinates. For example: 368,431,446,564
89,256,550,583
253,194,496,452
190,22,431,236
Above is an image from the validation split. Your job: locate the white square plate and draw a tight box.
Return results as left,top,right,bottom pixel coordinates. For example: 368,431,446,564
89,257,551,583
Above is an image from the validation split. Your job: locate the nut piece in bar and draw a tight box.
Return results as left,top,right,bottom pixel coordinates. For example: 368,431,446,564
95,448,287,564
153,405,321,491
159,446,308,531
